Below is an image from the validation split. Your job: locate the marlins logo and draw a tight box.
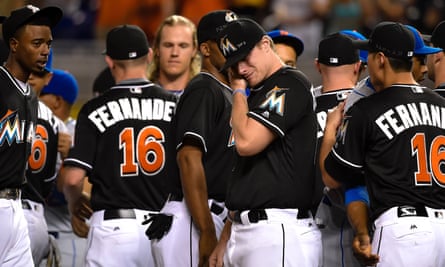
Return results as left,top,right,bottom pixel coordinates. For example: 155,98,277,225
0,109,25,146
336,117,350,146
259,86,288,116
220,36,238,57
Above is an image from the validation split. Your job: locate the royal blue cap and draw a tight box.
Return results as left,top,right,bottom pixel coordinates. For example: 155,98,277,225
267,30,304,56
340,30,368,63
41,69,79,104
44,49,53,72
405,25,442,55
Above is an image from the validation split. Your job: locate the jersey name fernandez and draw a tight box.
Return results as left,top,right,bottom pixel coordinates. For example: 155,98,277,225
88,97,176,133
376,101,445,140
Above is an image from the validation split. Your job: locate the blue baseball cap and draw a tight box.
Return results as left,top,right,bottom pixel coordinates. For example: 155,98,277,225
405,25,442,55
41,69,79,104
340,30,368,63
44,49,53,72
267,30,304,56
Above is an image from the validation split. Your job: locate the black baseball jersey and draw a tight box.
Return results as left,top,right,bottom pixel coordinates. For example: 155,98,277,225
325,84,445,219
313,86,352,209
0,66,37,189
435,84,445,97
226,67,317,211
166,72,233,202
64,80,178,211
22,101,62,203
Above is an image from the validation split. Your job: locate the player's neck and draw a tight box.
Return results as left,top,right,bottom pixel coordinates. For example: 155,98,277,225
158,72,189,91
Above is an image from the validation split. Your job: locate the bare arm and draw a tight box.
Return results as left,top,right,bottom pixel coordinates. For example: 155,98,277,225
178,145,217,267
209,218,232,267
320,102,344,189
347,201,379,266
61,166,87,214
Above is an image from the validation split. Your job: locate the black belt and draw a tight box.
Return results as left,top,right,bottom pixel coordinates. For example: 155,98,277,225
0,188,20,200
104,209,136,220
232,209,311,224
168,193,224,216
21,200,32,210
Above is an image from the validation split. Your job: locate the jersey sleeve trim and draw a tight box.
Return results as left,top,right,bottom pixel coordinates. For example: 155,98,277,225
331,148,363,169
43,173,57,183
177,131,207,153
63,158,92,171
248,111,285,137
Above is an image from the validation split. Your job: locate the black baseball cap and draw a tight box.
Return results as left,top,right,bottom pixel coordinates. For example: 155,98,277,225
430,21,445,50
352,21,414,59
318,33,359,66
267,30,304,56
0,5,63,43
197,10,238,45
104,24,149,60
219,18,266,71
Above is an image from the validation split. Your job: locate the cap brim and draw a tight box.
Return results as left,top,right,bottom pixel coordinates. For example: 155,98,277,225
415,46,442,55
422,34,432,43
352,39,370,50
220,49,250,72
273,36,304,56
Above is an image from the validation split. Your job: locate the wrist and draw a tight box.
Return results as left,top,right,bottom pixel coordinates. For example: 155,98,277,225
232,89,247,96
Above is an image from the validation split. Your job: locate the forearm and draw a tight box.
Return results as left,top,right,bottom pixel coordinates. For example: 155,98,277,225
231,90,251,150
61,166,86,214
320,126,341,189
347,201,370,236
178,147,216,234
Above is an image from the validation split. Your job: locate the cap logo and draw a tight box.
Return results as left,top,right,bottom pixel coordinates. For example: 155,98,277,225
329,57,339,64
26,5,40,13
128,52,137,58
220,36,237,56
407,51,413,57
225,12,238,23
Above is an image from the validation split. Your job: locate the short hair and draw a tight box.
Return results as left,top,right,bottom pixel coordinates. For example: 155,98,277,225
387,56,413,72
147,15,200,83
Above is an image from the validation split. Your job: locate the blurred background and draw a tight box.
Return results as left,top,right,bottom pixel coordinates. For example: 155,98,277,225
1,0,444,117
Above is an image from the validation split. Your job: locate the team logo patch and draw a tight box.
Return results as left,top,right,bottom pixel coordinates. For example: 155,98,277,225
220,36,238,57
0,109,27,146
336,117,349,145
259,86,288,116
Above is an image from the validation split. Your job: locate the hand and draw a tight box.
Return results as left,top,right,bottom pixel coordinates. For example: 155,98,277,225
325,101,345,133
209,238,227,267
228,67,247,90
71,191,92,238
143,213,173,240
198,230,218,267
352,232,379,266
58,132,72,159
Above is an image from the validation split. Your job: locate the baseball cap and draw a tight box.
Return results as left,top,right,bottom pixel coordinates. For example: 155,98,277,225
197,10,238,45
267,30,304,56
430,21,445,50
44,49,53,72
41,69,79,104
0,5,63,43
219,18,266,71
92,67,114,96
339,30,368,63
352,21,414,59
318,33,359,66
104,24,149,60
405,25,442,55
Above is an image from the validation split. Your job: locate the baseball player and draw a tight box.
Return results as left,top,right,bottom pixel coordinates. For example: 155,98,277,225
267,29,304,68
0,5,62,266
149,10,237,267
210,18,321,267
312,32,363,267
39,69,89,267
62,24,178,267
426,21,445,95
321,21,445,267
25,53,69,265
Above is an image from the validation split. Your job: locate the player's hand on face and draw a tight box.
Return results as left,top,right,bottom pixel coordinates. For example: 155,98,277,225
198,230,218,267
352,232,379,266
325,101,345,133
228,67,247,90
58,132,72,159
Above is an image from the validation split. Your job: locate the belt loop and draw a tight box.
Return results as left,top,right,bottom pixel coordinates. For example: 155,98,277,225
240,211,251,225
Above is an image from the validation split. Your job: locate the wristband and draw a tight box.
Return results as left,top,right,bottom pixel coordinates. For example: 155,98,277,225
232,89,247,96
345,186,369,206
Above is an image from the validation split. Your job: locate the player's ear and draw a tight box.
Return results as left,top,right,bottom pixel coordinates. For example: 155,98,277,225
105,55,114,69
314,59,321,74
199,42,210,57
147,48,154,64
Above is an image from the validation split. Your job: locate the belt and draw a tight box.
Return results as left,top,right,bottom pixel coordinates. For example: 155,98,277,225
232,208,311,224
397,205,428,217
22,200,32,210
103,209,136,220
0,188,20,200
168,193,225,216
